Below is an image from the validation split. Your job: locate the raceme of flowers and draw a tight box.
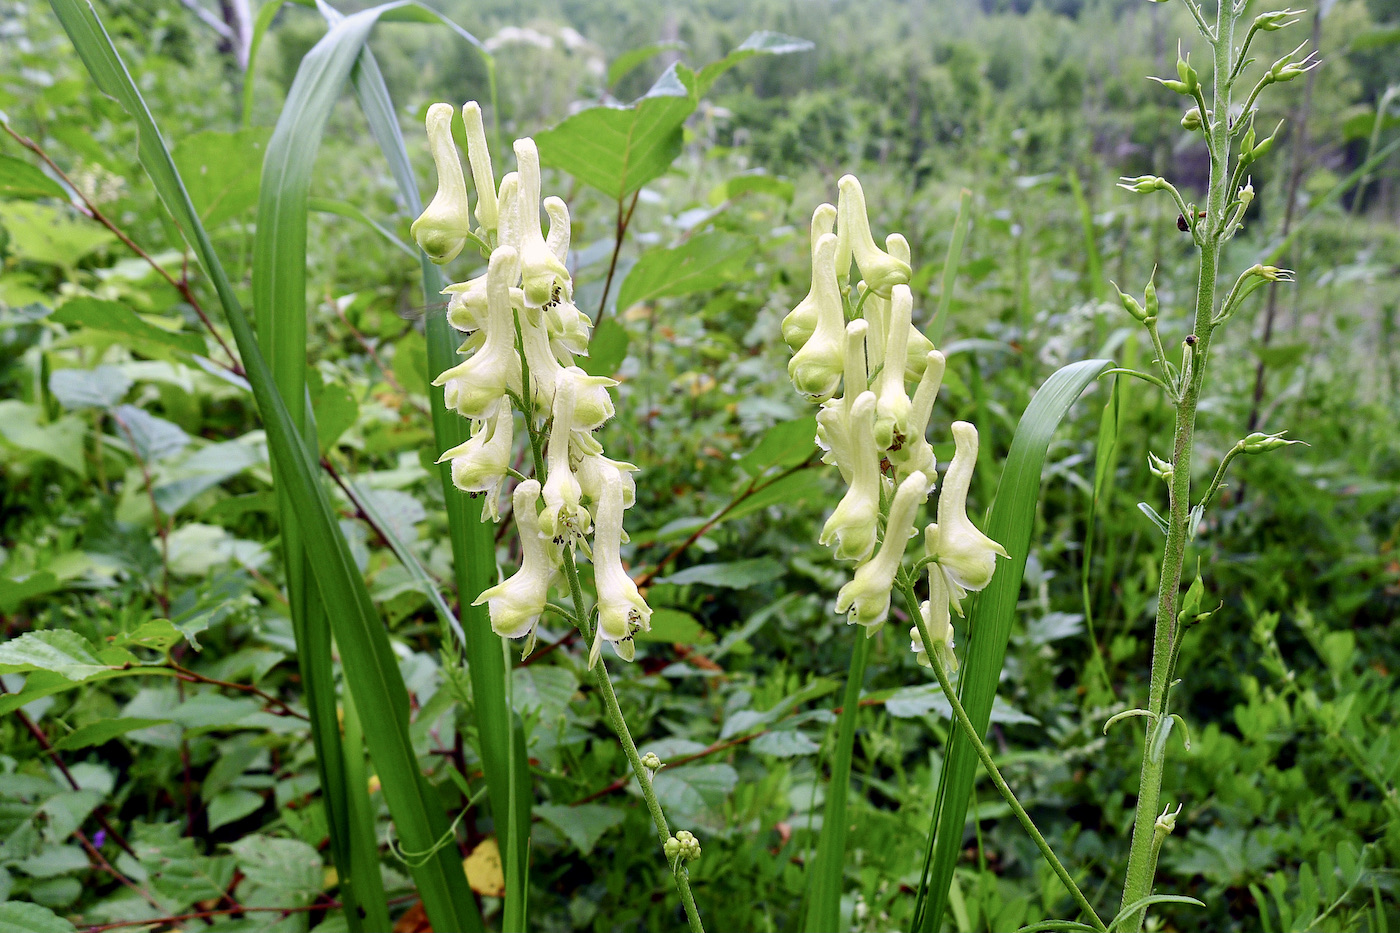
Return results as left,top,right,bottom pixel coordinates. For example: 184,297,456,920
782,175,1008,673
410,101,650,667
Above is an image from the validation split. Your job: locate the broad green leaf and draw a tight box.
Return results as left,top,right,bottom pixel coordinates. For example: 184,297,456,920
534,803,626,856
0,201,114,268
0,630,126,681
152,438,264,515
635,607,712,644
0,571,62,613
722,468,825,522
115,619,185,654
692,31,813,97
309,196,417,258
750,729,820,757
534,65,696,202
0,401,86,473
0,901,76,933
579,317,629,377
736,416,818,477
651,763,739,826
113,405,190,462
883,685,1039,725
48,297,207,356
14,845,90,878
51,718,171,751
48,365,130,410
0,154,70,200
616,231,752,310
709,169,794,205
511,665,579,729
229,834,322,910
172,128,269,226
207,788,265,831
914,359,1111,932
656,556,784,589
313,381,359,450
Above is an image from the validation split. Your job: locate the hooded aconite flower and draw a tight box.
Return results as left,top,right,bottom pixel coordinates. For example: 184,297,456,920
590,467,651,666
873,284,916,450
514,139,572,308
462,102,498,232
440,406,513,520
411,104,472,264
835,470,929,628
474,480,557,640
433,248,521,418
889,350,946,482
787,234,846,401
819,391,881,562
911,538,959,672
496,172,522,252
814,319,870,483
927,421,1008,601
835,175,911,297
782,203,838,351
539,373,590,543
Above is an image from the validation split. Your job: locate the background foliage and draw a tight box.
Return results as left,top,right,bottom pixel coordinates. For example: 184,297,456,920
1,0,1398,930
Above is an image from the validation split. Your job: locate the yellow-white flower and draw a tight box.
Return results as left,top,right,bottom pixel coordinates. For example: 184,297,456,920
910,539,959,672
819,391,881,562
473,480,557,639
439,405,514,521
782,203,838,352
462,101,497,232
890,349,946,482
590,466,651,666
514,138,572,308
835,469,929,628
835,174,911,298
814,319,870,482
873,284,916,450
411,103,472,264
433,247,521,419
539,373,590,544
787,234,846,401
927,421,1008,601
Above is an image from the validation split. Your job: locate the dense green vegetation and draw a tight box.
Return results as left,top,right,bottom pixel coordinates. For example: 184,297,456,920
1,1,1397,931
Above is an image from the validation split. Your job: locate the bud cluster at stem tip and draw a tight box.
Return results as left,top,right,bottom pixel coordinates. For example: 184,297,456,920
411,101,649,668
782,176,1008,672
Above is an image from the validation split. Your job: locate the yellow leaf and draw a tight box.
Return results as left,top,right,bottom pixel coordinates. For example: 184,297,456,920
463,836,505,897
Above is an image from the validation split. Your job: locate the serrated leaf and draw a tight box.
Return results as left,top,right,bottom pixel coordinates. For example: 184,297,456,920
0,154,70,200
692,31,813,96
534,803,626,856
49,297,207,356
0,630,119,681
0,901,77,933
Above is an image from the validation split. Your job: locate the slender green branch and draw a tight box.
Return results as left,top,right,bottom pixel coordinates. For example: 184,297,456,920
1181,0,1215,41
898,581,1107,932
1196,443,1244,515
1102,368,1174,396
1144,320,1178,398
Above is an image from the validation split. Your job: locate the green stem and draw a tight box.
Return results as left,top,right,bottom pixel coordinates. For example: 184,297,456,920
899,582,1106,932
1118,6,1237,931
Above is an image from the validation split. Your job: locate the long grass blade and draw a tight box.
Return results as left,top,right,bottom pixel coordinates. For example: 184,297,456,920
913,358,1112,932
345,42,534,923
802,631,871,932
929,188,971,345
46,3,480,930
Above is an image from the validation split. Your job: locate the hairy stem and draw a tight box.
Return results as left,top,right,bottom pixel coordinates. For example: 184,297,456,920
1118,5,1237,931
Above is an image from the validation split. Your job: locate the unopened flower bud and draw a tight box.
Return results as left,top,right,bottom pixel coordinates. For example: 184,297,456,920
1112,281,1147,322
1148,451,1174,483
1144,273,1159,321
411,103,472,264
1119,174,1168,194
1255,9,1303,31
664,836,681,859
1240,430,1302,453
1180,107,1203,131
641,752,662,771
462,102,498,232
835,470,930,629
1175,48,1199,94
836,175,911,298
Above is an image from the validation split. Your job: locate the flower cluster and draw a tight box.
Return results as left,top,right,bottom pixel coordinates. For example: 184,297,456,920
411,101,650,666
782,175,1008,672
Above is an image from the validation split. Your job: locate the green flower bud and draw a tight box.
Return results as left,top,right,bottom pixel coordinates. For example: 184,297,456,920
1180,107,1203,131
1255,9,1303,31
664,836,681,860
641,752,662,771
1151,76,1192,95
1175,49,1199,94
1144,273,1159,321
1240,430,1303,453
1148,452,1173,483
1112,281,1147,322
1118,174,1168,194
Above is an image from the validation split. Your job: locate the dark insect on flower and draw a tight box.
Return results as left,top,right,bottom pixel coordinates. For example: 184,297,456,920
1177,214,1190,232
1185,334,1198,346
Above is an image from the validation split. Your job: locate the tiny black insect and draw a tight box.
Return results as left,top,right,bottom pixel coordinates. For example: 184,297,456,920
1185,334,1198,346
1177,214,1190,232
